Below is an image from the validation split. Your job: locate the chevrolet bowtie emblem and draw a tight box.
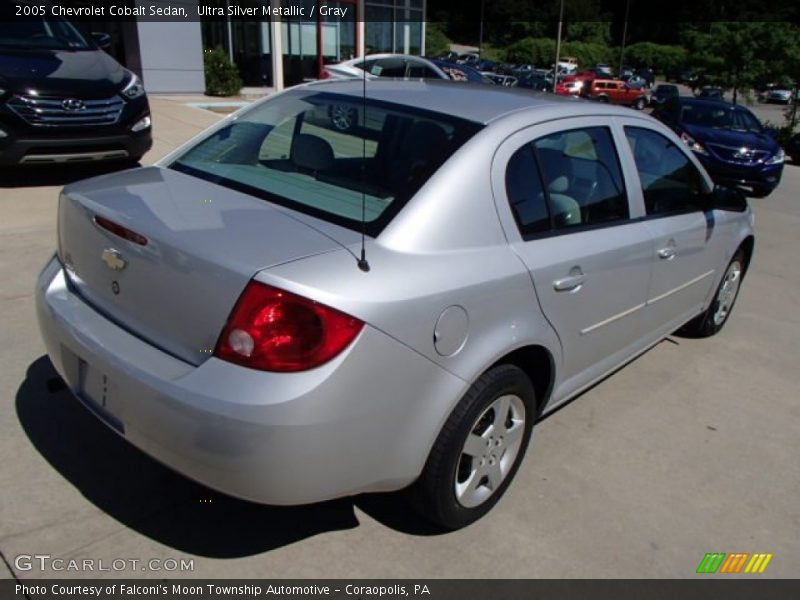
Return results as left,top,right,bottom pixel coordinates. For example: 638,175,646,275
101,248,127,271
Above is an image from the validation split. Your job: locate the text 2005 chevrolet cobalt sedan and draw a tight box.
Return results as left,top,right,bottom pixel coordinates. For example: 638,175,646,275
37,80,753,529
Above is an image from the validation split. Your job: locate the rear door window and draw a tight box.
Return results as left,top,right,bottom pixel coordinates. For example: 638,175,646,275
504,127,629,236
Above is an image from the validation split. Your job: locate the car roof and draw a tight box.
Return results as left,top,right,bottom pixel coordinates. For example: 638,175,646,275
300,79,638,124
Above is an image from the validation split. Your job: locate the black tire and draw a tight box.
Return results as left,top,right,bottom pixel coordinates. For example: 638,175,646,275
749,186,773,198
678,249,746,338
408,364,536,530
634,97,647,110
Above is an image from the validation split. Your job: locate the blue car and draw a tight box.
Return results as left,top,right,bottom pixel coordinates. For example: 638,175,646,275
653,97,784,197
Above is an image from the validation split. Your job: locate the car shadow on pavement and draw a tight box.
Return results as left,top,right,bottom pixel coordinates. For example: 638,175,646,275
0,162,139,189
16,357,443,558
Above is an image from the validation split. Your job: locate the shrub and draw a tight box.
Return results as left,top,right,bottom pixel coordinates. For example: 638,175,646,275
204,47,243,97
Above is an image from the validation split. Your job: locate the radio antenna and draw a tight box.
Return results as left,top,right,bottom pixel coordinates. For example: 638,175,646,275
357,55,370,272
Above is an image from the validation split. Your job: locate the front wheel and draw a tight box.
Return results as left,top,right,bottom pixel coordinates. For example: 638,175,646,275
408,364,536,530
634,97,647,110
678,250,745,338
750,185,773,198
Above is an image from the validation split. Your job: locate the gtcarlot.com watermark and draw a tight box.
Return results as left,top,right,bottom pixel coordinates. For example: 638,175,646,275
14,554,194,573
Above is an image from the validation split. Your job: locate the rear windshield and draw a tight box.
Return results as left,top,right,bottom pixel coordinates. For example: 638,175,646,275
171,90,482,235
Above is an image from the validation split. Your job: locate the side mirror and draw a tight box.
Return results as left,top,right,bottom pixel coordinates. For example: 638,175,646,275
705,185,748,212
91,32,112,50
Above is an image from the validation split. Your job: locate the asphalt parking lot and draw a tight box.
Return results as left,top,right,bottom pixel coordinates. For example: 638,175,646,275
0,95,798,580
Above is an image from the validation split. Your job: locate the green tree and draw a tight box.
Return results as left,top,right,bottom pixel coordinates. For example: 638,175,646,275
425,21,452,57
504,37,556,66
688,23,775,104
622,43,688,75
567,22,611,46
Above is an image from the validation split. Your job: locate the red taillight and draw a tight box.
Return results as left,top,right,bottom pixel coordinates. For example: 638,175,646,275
93,215,148,246
214,281,364,372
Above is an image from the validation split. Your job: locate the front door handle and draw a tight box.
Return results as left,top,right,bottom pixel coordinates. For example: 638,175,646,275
658,247,677,260
553,267,585,292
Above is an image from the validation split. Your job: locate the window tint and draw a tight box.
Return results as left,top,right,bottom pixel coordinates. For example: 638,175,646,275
505,145,550,235
532,127,628,229
624,127,707,215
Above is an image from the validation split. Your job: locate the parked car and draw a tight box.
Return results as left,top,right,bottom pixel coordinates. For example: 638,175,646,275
653,96,785,197
621,75,647,89
323,54,493,130
586,79,649,110
37,80,754,530
512,64,535,78
651,84,680,105
484,73,517,87
594,64,613,77
696,86,725,100
667,68,698,86
517,73,550,92
554,79,586,97
429,59,494,85
323,54,449,80
0,9,152,166
556,56,579,73
635,67,655,88
764,88,794,104
474,59,497,72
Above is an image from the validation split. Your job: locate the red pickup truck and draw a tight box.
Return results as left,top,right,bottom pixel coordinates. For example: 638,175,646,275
586,79,649,110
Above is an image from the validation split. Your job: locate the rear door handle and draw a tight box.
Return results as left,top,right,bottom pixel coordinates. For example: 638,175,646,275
553,273,585,292
658,247,677,260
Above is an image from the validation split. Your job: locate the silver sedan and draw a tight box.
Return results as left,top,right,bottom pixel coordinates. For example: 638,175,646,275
36,80,754,530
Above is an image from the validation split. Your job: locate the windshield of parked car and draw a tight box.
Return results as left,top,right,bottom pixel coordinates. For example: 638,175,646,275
680,103,763,132
0,17,91,50
171,90,483,235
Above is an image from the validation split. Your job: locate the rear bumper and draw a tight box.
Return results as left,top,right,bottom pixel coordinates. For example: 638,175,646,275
35,257,465,505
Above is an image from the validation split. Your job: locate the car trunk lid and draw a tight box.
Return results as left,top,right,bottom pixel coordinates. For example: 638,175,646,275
58,166,350,365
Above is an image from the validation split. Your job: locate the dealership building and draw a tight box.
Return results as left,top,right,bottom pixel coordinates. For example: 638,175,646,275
75,0,427,93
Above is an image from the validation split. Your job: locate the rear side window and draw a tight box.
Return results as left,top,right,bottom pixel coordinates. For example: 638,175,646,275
505,145,550,235
504,126,629,236
624,127,708,215
172,91,482,236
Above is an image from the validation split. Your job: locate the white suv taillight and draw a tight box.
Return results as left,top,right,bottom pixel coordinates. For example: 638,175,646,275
215,281,364,372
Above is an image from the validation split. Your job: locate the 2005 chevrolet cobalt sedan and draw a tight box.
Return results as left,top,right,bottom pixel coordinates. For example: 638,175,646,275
36,80,753,529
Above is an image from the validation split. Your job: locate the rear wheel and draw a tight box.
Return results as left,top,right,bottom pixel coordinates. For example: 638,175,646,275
634,97,647,110
408,364,536,530
679,250,745,338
